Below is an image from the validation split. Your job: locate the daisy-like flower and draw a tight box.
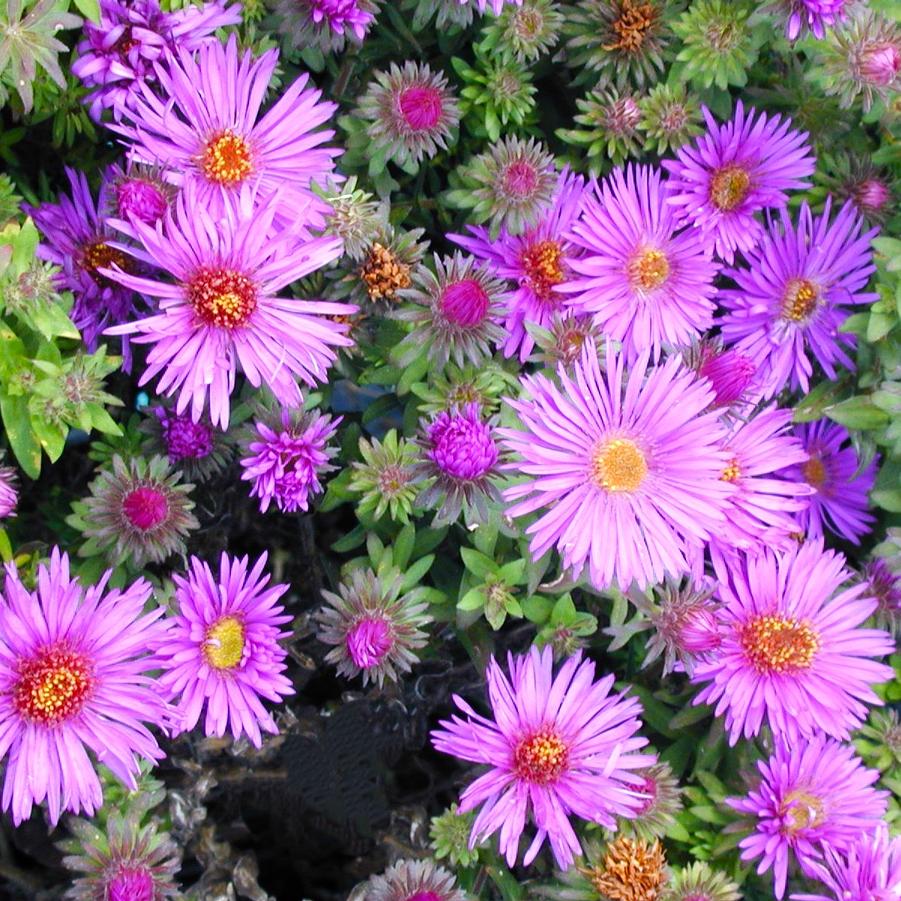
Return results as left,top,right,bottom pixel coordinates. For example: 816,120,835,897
779,420,877,544
502,342,733,591
359,858,467,901
62,800,181,901
142,404,234,483
273,0,379,53
315,568,432,688
71,0,242,120
791,824,901,901
393,253,507,369
432,646,654,870
718,199,878,400
662,101,815,263
105,182,352,429
451,168,585,361
413,402,503,525
560,164,720,360
112,35,340,227
356,61,460,169
728,735,889,899
767,0,850,41
26,167,140,363
240,407,341,514
692,540,894,745
156,553,294,747
74,455,198,569
0,454,18,519
0,549,168,825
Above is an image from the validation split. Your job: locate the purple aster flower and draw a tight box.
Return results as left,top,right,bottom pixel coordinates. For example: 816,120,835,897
112,35,340,229
662,101,815,263
71,0,242,120
0,548,168,825
104,182,352,429
727,735,888,899
431,646,654,870
145,404,234,482
502,342,733,591
559,164,720,360
778,420,877,544
0,454,18,520
26,167,141,366
791,824,901,901
719,199,878,400
106,162,175,235
156,553,294,748
272,0,379,54
694,343,759,410
413,402,503,525
240,407,341,514
315,568,432,688
862,558,901,636
692,540,894,745
450,169,585,362
769,0,850,41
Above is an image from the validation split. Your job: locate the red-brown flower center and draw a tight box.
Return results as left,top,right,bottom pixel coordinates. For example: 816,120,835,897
14,646,93,726
709,164,751,212
521,239,565,302
81,241,131,287
802,454,828,490
200,130,253,186
514,728,569,784
740,614,820,674
188,267,258,329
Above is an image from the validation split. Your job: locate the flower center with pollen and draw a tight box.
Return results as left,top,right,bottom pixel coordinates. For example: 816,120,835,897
200,130,253,186
521,239,564,302
780,790,825,836
514,728,568,784
781,278,819,322
204,616,245,670
604,0,658,53
188,268,258,329
591,438,648,493
740,615,820,674
720,457,741,482
14,646,93,725
81,241,130,287
627,248,670,292
709,164,751,211
802,454,828,490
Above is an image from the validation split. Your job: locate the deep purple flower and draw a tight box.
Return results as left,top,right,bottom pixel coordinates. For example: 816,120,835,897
71,0,241,119
560,164,720,360
692,540,894,745
26,167,140,366
773,0,850,41
728,735,888,899
450,169,585,361
112,35,340,228
432,646,654,870
273,0,379,53
155,553,294,747
662,101,815,263
779,420,878,544
0,549,168,825
105,182,352,428
502,342,733,591
719,199,878,400
240,407,341,514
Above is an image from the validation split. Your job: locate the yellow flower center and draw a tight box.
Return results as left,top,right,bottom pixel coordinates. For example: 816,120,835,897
720,457,741,482
709,164,751,211
740,614,820,675
521,239,565,303
204,615,246,670
627,248,670,292
14,646,93,725
513,728,568,784
200,130,253,186
781,278,820,322
591,438,648,493
187,267,258,329
780,789,826,836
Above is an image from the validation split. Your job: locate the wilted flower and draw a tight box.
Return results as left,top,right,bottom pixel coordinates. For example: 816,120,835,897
579,836,667,901
0,454,18,520
73,455,198,568
240,407,341,514
0,549,168,825
272,0,380,53
359,858,468,901
356,61,460,168
558,86,644,170
348,430,422,524
156,552,294,747
662,862,741,901
143,404,234,483
354,227,428,304
639,82,703,154
316,568,432,688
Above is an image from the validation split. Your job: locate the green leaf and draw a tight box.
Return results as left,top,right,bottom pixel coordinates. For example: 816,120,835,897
401,554,434,591
0,392,40,477
393,522,416,570
825,397,890,431
73,0,102,22
457,588,485,611
460,547,497,579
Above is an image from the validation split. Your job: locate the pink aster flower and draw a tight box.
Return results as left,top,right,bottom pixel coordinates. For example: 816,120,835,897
791,824,901,901
559,164,720,360
501,342,733,591
719,199,878,400
104,182,352,429
0,549,168,825
662,101,815,263
450,169,585,362
431,646,654,870
71,0,242,120
778,420,878,544
240,407,341,514
771,0,850,41
273,0,379,53
692,540,894,745
728,735,888,899
112,35,340,228
695,343,759,410
155,553,294,748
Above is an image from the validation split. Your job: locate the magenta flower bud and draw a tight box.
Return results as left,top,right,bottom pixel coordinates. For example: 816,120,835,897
698,347,758,407
860,41,901,87
346,617,394,669
854,177,892,213
399,84,445,132
109,867,155,901
116,178,169,225
121,486,170,532
155,407,215,463
439,278,491,327
427,404,499,481
678,606,722,654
